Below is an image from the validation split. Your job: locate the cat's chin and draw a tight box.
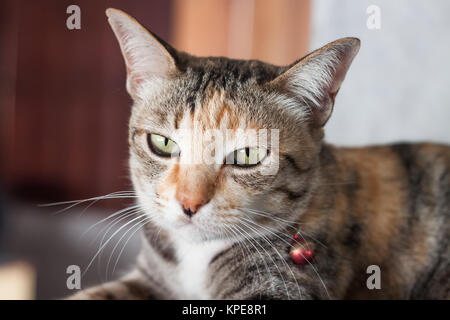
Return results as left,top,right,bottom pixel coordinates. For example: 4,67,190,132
162,220,225,244
150,213,228,243
176,223,218,243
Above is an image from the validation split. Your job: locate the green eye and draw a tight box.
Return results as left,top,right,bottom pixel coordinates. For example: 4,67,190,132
147,134,180,157
229,147,268,167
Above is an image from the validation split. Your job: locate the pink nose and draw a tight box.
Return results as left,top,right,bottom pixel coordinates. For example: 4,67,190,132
176,190,210,217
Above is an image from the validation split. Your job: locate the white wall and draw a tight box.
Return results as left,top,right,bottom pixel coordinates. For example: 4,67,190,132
311,0,450,146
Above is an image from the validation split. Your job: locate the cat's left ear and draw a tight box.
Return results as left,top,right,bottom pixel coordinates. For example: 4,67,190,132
270,38,360,127
106,8,178,99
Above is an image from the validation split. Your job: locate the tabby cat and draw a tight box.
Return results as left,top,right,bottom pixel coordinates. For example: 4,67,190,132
70,8,449,299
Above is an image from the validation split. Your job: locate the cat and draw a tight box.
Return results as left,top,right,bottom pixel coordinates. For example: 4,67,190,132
69,8,450,300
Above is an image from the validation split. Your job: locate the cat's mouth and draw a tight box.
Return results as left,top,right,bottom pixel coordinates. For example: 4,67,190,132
173,214,206,232
171,213,230,241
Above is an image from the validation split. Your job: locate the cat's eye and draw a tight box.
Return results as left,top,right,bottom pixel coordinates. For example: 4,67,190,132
227,147,268,167
147,134,180,158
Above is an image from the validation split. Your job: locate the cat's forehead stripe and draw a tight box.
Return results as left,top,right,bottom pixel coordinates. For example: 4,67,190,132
178,90,244,131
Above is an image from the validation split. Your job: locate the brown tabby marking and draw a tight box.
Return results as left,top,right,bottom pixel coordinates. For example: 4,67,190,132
68,8,449,300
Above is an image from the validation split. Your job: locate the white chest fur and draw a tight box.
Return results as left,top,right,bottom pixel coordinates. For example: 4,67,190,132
174,239,231,299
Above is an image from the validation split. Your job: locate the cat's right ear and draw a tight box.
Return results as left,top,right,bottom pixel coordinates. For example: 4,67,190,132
269,38,360,127
106,8,178,99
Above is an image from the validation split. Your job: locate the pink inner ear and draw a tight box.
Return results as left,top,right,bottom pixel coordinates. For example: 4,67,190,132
327,44,359,95
106,9,176,96
273,38,359,126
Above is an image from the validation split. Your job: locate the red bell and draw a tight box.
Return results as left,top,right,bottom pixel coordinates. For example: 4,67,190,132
293,233,302,242
290,233,314,265
290,247,314,265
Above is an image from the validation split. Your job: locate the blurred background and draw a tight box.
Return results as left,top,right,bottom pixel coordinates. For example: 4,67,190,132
0,0,449,299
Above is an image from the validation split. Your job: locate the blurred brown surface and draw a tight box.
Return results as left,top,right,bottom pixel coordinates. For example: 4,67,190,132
0,0,19,186
172,0,310,64
0,0,172,205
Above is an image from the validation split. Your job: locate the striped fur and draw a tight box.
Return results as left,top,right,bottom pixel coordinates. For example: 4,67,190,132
69,9,449,300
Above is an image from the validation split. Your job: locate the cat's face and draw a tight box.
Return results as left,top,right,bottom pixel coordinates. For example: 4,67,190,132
128,70,306,242
107,9,359,242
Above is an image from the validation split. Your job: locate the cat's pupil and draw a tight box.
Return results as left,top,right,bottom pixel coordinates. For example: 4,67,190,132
164,137,169,146
245,147,250,157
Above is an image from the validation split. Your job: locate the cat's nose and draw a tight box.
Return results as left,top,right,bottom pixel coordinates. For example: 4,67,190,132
182,207,195,218
176,190,209,217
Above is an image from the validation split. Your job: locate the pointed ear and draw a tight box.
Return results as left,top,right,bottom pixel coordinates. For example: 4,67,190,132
106,8,177,99
270,38,360,127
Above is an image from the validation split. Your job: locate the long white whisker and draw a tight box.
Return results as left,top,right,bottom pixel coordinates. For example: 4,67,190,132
111,217,152,277
96,208,144,279
240,207,304,226
107,215,152,277
239,207,328,249
94,208,142,248
221,223,264,299
79,205,141,241
240,216,330,299
234,224,290,299
82,213,147,277
239,219,300,300
39,191,137,215
76,194,136,218
40,191,137,207
230,224,273,290
239,218,303,299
